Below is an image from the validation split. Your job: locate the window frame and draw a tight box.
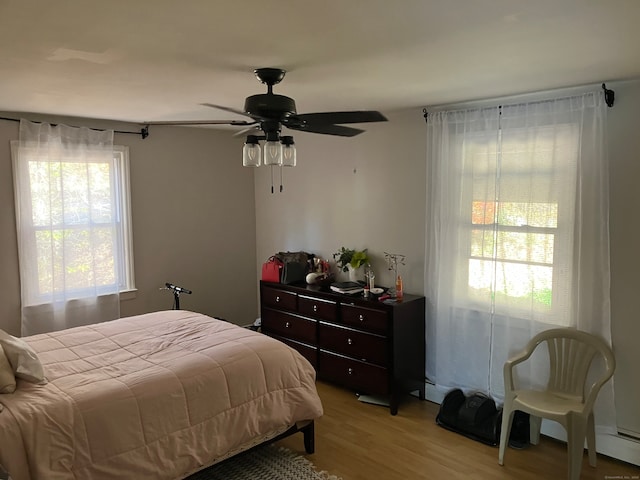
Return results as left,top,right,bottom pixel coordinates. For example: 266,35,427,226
13,143,135,304
112,145,136,294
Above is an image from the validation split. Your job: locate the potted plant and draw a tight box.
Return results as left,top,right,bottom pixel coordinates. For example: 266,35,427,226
334,247,369,281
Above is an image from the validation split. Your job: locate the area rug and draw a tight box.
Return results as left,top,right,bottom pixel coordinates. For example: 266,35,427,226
185,444,341,480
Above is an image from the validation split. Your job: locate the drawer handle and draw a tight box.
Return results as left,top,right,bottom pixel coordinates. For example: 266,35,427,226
285,322,291,328
347,367,353,375
347,338,353,345
275,296,280,303
313,304,318,312
359,314,364,321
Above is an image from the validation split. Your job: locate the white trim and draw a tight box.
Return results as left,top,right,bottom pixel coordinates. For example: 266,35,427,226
540,421,640,467
119,289,137,301
114,146,136,292
426,381,446,404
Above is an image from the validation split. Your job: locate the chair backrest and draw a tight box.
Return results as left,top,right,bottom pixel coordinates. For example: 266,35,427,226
526,328,615,404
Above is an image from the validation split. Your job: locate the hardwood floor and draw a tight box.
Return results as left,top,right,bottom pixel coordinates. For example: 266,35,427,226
277,381,639,480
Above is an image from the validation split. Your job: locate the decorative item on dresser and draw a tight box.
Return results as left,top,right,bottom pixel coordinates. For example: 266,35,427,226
333,247,369,282
260,281,426,415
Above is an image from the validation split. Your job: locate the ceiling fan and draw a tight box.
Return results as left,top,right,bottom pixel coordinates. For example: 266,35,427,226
146,67,388,138
148,68,387,192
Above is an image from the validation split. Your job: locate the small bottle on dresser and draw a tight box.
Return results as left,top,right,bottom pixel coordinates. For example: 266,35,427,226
395,275,403,300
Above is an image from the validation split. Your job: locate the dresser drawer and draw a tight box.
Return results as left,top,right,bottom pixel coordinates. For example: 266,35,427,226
319,350,388,395
262,309,316,344
318,322,387,366
299,295,337,321
262,287,298,312
341,304,389,335
270,335,318,369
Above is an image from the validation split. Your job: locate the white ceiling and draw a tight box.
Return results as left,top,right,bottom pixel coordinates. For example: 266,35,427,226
1,0,640,125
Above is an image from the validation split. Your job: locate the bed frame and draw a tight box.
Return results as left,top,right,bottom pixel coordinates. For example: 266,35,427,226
272,421,315,454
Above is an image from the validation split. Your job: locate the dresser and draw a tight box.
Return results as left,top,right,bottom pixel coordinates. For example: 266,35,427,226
260,281,425,415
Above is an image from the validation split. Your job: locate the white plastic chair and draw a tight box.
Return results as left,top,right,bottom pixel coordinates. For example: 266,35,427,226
498,328,615,480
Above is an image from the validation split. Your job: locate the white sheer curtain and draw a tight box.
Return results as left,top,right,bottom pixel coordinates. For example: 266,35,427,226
12,120,120,335
425,91,616,433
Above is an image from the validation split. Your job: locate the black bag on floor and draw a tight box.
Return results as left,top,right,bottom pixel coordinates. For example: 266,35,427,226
436,388,529,447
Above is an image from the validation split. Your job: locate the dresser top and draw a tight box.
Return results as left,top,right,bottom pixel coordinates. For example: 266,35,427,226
260,281,424,310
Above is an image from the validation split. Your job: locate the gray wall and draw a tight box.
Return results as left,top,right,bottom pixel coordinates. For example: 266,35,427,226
607,80,640,439
0,116,258,335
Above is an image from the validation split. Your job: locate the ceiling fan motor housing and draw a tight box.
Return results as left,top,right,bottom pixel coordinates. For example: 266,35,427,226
244,94,297,120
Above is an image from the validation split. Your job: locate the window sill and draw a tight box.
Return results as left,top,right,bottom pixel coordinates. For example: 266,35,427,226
120,289,138,301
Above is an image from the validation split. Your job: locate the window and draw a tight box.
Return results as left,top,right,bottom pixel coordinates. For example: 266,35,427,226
426,93,611,412
14,144,134,305
469,200,557,308
455,123,577,324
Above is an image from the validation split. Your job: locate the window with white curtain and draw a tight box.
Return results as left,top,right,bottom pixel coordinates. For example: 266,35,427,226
456,123,577,325
425,92,615,432
15,144,134,305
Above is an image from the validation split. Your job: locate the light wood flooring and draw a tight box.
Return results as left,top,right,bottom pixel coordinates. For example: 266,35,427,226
277,381,639,480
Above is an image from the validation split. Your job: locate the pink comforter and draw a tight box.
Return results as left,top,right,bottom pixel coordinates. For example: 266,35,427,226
0,310,323,480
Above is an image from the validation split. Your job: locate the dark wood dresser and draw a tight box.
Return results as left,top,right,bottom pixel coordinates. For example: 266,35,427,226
260,281,425,415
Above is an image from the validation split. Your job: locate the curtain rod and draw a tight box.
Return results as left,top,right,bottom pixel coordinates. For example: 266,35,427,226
423,82,615,123
0,116,149,139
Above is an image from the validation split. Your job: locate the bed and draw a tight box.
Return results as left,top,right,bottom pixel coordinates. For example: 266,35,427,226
0,310,323,480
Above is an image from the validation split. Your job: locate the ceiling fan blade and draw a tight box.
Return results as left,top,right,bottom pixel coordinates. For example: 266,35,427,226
200,103,253,118
294,111,387,125
286,122,365,137
233,125,262,137
145,119,257,126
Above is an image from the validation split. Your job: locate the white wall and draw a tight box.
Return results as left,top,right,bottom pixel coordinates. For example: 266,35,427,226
253,82,640,450
0,116,258,335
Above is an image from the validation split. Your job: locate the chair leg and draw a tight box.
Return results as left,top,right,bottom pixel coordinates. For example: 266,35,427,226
586,412,597,467
498,407,515,465
567,417,587,480
529,415,542,445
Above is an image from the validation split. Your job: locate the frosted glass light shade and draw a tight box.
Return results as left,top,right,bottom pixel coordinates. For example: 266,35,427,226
264,140,283,166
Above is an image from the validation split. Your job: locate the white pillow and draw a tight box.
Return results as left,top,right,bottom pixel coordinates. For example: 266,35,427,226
0,329,46,384
0,344,16,393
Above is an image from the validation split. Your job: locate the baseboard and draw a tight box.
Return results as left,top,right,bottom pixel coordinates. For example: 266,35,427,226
425,381,640,467
425,381,446,404
540,421,640,467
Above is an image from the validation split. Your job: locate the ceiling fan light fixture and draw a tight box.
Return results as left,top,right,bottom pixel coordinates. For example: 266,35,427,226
263,139,283,166
281,136,296,167
242,135,261,167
